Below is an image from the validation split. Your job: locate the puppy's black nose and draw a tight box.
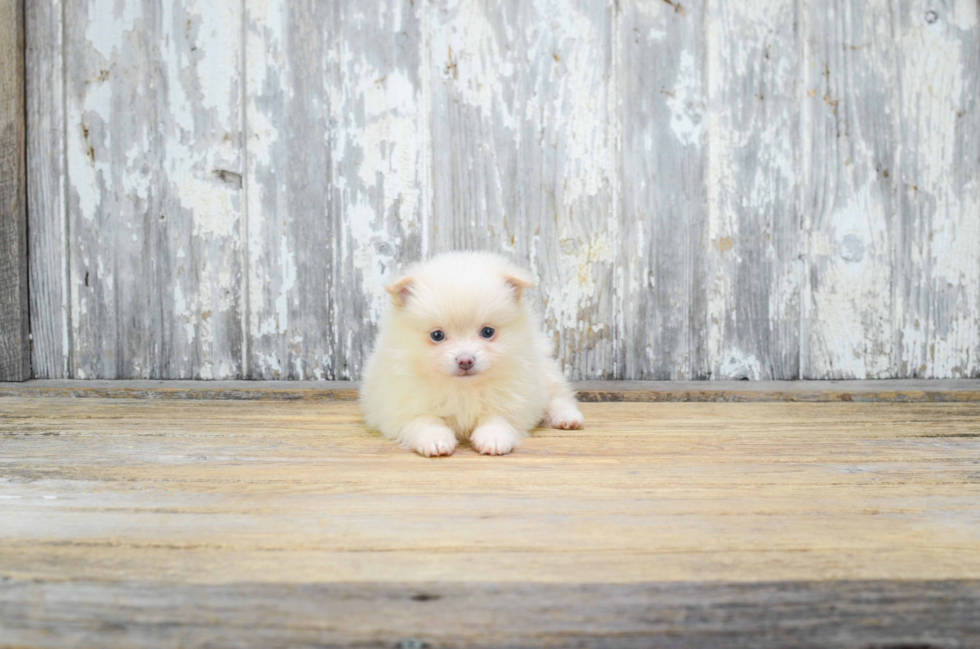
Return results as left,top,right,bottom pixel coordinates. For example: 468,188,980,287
457,355,474,370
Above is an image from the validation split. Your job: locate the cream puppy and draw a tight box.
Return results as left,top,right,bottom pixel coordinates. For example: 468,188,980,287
361,252,583,457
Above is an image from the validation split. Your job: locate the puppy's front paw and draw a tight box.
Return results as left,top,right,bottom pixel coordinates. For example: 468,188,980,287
545,399,584,430
414,432,457,457
405,424,458,457
470,420,521,456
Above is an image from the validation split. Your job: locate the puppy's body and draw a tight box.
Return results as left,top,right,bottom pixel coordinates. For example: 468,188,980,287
361,252,583,456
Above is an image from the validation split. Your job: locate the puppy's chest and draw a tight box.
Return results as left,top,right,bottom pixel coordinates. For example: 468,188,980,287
434,391,493,435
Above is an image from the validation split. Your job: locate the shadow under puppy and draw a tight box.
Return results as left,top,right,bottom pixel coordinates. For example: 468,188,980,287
361,252,584,457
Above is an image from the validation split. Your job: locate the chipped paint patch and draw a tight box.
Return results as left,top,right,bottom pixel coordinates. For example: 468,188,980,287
429,0,517,129
666,51,704,146
547,231,615,333
809,182,894,378
84,0,141,60
348,203,397,325
718,351,764,381
333,50,423,330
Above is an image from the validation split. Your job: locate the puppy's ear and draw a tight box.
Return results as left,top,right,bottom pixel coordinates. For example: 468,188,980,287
503,270,534,301
386,275,415,307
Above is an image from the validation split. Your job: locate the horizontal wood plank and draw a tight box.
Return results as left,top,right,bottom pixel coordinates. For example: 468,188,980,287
1,398,978,585
1,397,978,645
1,379,979,402
2,579,978,649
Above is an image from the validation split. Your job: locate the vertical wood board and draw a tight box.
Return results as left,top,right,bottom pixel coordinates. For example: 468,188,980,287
428,0,618,380
619,0,708,380
705,0,803,380
64,0,244,378
244,0,426,380
26,0,68,378
803,0,899,379
894,0,980,378
0,0,30,381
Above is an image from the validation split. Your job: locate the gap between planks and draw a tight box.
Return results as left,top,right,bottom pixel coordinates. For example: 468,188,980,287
0,379,979,402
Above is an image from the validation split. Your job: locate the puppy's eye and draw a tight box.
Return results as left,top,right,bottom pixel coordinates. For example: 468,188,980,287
480,326,495,339
430,330,445,342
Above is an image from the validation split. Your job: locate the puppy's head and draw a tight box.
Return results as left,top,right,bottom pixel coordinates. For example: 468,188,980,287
384,252,534,381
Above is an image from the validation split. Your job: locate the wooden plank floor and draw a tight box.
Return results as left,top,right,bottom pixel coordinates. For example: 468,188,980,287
2,396,980,647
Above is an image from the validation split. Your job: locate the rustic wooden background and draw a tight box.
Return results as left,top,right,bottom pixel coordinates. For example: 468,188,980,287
24,0,980,381
1,0,29,382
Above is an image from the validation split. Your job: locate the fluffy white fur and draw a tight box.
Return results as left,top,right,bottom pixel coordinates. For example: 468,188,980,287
361,252,583,457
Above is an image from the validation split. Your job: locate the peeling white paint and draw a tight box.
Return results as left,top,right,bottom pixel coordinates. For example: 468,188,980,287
65,0,245,379
84,0,141,60
40,0,980,380
430,0,516,128
705,0,801,380
719,351,764,381
549,231,614,332
809,182,894,378
949,0,978,30
333,63,421,326
667,51,704,147
196,1,241,125
348,67,421,230
348,204,392,324
276,233,295,335
173,282,197,344
532,0,613,207
896,0,980,377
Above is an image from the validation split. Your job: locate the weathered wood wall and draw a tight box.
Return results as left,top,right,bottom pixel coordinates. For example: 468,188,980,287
24,0,980,380
1,0,30,381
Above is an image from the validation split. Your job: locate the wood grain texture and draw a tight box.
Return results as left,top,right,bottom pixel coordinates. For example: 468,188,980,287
619,0,708,380
0,0,29,382
3,579,979,648
428,0,618,380
64,0,244,379
26,0,67,379
705,0,802,380
803,0,899,378
1,399,979,584
245,0,426,380
0,398,979,645
895,0,980,378
23,0,980,381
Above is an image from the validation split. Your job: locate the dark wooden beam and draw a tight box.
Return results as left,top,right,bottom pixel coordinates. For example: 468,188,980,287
2,579,978,648
0,0,29,381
